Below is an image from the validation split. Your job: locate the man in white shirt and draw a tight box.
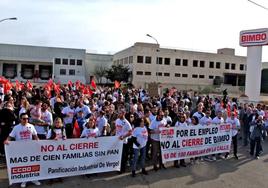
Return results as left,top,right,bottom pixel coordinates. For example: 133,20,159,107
211,110,225,161
115,108,132,173
149,109,167,171
36,102,53,139
225,112,240,159
62,101,76,138
75,99,91,119
200,109,212,126
96,110,108,136
4,113,41,188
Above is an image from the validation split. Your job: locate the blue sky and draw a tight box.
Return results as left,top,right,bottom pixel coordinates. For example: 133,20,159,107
1,0,268,60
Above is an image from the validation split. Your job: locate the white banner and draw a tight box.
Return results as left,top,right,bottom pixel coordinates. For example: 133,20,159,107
5,136,123,184
160,124,232,163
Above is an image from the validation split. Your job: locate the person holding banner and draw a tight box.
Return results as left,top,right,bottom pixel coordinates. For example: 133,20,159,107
173,113,187,168
149,109,168,171
211,110,225,161
131,117,148,177
4,112,41,188
115,108,132,173
225,112,240,159
200,109,212,126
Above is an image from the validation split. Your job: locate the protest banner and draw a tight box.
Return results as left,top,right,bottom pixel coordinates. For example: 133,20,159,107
5,136,123,184
160,124,232,163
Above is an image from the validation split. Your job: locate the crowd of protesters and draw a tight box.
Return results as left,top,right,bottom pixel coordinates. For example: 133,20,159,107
0,80,268,187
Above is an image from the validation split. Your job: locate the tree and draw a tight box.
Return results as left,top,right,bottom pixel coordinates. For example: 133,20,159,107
93,65,108,84
105,64,131,83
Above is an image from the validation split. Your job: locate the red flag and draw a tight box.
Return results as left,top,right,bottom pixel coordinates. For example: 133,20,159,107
68,80,73,88
233,105,238,117
48,79,53,86
227,104,231,117
72,120,81,138
4,81,13,94
114,80,121,89
91,80,97,89
54,83,60,95
0,77,7,84
75,80,80,90
15,80,22,91
26,80,33,90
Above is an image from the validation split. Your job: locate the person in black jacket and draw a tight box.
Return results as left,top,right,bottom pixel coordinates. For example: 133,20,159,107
0,102,17,156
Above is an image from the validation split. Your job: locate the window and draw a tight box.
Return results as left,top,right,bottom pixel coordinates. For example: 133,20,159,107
225,63,230,69
164,58,170,65
199,75,205,79
164,73,170,77
69,69,75,75
145,56,151,64
62,59,68,65
209,75,214,79
175,73,181,77
129,56,133,64
156,72,162,76
137,56,143,63
157,57,163,64
240,64,244,71
200,61,205,67
124,57,128,64
209,61,214,68
193,60,198,67
216,62,221,69
120,59,123,64
183,59,188,66
145,71,151,75
77,59,83,66
55,58,61,64
60,69,66,75
70,59,75,65
231,63,236,70
192,74,198,78
136,71,143,75
175,59,181,66
182,74,188,78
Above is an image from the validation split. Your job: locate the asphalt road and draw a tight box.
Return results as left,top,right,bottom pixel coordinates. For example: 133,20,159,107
1,139,268,188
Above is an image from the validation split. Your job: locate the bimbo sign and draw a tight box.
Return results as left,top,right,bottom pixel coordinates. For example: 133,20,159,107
240,28,268,47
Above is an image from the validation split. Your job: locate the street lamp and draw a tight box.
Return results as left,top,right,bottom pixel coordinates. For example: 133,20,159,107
146,34,160,96
248,0,268,11
0,17,17,23
146,34,160,81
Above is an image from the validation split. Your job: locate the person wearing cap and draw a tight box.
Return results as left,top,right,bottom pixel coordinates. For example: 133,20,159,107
115,108,132,173
4,113,41,188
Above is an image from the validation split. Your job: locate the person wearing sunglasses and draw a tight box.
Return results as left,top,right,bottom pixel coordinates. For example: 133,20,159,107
4,112,40,187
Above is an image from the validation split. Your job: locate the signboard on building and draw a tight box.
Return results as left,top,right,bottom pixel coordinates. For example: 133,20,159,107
240,28,268,47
